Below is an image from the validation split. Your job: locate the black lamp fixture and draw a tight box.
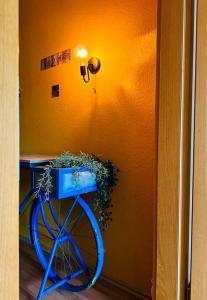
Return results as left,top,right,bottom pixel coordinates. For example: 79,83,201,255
76,47,101,83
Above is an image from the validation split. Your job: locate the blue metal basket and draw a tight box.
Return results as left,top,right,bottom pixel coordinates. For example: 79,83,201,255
31,166,97,199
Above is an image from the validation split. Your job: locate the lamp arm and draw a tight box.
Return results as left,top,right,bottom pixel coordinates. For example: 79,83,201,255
83,66,90,83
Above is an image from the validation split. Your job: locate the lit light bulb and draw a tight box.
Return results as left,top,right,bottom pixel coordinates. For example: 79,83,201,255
76,48,88,59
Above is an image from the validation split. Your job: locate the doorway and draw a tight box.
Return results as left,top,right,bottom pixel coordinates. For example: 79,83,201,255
19,1,157,299
2,2,196,299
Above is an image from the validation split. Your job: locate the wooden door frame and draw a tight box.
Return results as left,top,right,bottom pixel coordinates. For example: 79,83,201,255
190,0,207,299
155,0,193,299
0,0,198,299
0,0,19,299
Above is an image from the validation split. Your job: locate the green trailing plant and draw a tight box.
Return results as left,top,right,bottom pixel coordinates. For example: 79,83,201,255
36,151,119,230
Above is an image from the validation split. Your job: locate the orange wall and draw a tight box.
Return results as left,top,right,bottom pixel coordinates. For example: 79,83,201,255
19,0,157,296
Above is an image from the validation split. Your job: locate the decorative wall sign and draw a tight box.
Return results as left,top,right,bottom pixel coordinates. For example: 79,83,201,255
41,49,71,71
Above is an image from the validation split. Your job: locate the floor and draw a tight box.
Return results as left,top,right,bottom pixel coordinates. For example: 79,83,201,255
20,242,139,300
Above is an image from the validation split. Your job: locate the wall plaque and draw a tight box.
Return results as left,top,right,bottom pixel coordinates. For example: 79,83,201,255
41,49,71,71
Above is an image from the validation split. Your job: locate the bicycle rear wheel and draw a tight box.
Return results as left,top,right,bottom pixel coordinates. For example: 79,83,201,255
31,195,104,292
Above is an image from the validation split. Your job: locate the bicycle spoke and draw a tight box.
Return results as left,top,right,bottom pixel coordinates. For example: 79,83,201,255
33,229,54,241
54,245,58,274
67,241,74,274
72,243,97,258
60,244,66,276
71,233,94,240
68,211,85,233
61,243,73,274
67,246,82,271
37,222,59,233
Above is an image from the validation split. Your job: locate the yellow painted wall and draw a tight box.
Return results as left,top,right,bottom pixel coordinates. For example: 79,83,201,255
19,0,157,296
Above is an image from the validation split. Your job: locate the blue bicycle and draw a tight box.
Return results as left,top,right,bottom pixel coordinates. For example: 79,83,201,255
20,160,104,300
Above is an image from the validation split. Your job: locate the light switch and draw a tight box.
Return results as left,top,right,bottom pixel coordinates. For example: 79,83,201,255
52,84,60,98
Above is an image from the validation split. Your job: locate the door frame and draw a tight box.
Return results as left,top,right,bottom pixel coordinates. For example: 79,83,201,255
0,0,19,299
0,0,197,299
155,0,193,299
190,0,207,299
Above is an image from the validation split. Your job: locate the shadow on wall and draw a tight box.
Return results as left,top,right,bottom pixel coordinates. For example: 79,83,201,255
19,0,157,296
71,42,156,294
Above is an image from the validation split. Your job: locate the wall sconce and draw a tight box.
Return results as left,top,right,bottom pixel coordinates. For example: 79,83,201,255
76,47,101,83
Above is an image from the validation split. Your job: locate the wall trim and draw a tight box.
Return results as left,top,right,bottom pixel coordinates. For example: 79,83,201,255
100,273,151,300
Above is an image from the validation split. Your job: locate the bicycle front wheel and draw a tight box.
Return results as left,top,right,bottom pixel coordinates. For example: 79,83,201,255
31,195,104,292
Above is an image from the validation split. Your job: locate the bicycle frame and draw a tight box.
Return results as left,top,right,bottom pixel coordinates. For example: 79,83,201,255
19,162,104,300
